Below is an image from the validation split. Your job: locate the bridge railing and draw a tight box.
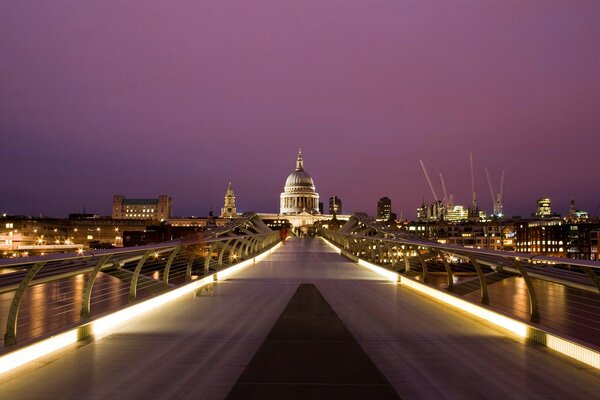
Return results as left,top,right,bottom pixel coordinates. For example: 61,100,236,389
320,213,600,324
0,213,280,348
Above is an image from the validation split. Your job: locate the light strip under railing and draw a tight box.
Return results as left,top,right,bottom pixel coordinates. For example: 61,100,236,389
0,241,283,376
320,236,600,370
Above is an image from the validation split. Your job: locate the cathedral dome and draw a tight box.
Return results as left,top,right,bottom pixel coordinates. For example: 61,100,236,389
285,170,315,191
280,149,320,215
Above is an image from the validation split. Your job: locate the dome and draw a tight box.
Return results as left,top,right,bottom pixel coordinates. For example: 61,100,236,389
285,170,315,190
280,149,320,215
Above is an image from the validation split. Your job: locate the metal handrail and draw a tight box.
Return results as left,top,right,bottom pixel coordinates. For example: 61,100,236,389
0,213,281,347
321,213,600,323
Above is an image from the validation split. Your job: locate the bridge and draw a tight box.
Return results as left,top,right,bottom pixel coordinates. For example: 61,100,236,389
1,213,600,398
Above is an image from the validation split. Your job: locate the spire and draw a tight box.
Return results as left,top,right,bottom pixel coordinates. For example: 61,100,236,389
226,181,233,195
295,148,304,171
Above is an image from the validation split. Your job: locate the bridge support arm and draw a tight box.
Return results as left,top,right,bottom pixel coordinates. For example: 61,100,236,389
4,261,48,346
80,255,112,320
435,250,454,290
186,253,196,281
217,239,233,268
163,246,182,288
579,266,600,293
403,249,411,274
129,250,153,302
204,244,216,274
418,252,428,281
513,262,540,323
468,256,489,305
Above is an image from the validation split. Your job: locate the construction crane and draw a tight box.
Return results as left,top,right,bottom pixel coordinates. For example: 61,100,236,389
439,173,452,208
419,160,439,203
469,153,477,211
485,167,505,217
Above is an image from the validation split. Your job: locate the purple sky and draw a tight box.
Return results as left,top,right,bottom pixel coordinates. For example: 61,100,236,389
1,1,600,219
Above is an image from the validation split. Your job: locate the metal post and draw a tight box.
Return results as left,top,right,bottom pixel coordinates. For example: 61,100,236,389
163,246,182,288
418,251,428,281
204,243,215,274
4,261,47,346
229,240,242,263
403,248,411,274
185,253,196,281
129,250,153,302
513,261,540,323
435,249,454,290
579,266,600,293
218,239,233,268
80,255,112,320
468,256,489,305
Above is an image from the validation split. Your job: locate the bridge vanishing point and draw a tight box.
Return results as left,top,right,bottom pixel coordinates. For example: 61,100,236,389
1,213,600,399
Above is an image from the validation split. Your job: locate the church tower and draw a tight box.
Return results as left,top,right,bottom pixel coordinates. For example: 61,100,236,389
220,182,237,218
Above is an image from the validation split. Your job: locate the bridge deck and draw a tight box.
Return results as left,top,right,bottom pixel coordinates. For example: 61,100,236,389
2,238,600,399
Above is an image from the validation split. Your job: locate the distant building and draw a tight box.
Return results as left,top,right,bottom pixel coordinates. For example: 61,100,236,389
417,200,444,222
329,196,342,215
444,205,469,222
280,149,320,215
220,182,238,218
112,195,172,220
376,197,392,221
515,220,600,260
568,198,589,222
534,197,555,218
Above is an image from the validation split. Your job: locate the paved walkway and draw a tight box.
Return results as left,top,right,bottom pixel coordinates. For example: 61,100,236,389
2,238,600,399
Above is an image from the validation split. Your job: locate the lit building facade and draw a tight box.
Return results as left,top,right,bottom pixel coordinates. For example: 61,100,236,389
112,195,172,220
280,150,320,215
534,197,553,218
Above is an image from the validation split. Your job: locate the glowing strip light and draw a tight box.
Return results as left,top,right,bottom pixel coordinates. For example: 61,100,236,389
322,236,600,370
399,276,528,337
321,237,342,254
0,331,77,375
546,334,600,369
0,241,282,376
357,259,399,283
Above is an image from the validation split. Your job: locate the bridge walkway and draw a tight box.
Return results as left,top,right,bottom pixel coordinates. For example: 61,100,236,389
1,238,600,399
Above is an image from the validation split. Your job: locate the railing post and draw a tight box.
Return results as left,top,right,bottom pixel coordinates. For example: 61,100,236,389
403,248,411,274
579,266,600,293
434,249,454,290
4,261,47,346
129,250,153,302
204,243,216,274
418,251,428,281
163,246,182,288
513,261,541,323
468,256,489,305
218,239,233,268
186,253,196,281
229,240,242,263
80,255,112,320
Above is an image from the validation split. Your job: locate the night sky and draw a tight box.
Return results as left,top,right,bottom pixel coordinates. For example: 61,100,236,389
1,1,599,219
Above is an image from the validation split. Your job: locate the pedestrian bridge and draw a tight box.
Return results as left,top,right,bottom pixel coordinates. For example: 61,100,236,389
2,237,600,399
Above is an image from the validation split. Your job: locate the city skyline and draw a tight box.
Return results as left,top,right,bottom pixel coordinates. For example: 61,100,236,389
2,2,600,218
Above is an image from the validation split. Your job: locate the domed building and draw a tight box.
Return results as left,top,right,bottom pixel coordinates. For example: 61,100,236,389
280,150,320,215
